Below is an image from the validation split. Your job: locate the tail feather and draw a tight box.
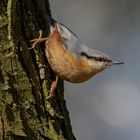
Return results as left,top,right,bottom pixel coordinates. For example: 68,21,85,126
48,16,56,26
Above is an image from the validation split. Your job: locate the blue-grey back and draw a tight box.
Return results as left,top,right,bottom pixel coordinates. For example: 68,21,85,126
57,23,110,60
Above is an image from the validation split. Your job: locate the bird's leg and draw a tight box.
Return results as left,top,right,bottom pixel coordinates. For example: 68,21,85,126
29,30,48,49
47,76,58,99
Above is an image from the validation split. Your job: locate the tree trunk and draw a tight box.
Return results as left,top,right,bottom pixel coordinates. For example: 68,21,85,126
0,0,76,140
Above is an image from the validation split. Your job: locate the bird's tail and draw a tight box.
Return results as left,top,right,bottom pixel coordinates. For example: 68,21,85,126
48,16,56,26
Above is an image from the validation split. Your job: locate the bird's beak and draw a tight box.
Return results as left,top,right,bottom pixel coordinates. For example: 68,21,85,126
112,60,124,65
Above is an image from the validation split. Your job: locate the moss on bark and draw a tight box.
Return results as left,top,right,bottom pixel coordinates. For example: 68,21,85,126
0,0,76,139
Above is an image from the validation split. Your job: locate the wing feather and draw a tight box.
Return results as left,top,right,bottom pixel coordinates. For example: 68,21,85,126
57,23,110,60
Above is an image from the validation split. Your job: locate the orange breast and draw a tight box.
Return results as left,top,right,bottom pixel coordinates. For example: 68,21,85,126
45,30,95,83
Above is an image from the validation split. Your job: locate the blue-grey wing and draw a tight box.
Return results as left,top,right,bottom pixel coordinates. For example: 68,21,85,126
57,23,85,58
57,23,110,59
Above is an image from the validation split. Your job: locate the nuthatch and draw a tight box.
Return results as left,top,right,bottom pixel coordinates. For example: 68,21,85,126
31,18,123,97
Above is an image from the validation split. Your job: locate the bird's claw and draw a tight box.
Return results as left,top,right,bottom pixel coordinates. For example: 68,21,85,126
29,30,48,49
46,90,55,100
46,77,58,100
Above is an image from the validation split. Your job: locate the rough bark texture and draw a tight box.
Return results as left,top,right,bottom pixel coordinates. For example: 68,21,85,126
0,0,76,140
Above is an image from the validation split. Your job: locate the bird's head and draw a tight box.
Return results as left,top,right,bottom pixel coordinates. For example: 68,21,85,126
89,56,123,72
81,50,124,73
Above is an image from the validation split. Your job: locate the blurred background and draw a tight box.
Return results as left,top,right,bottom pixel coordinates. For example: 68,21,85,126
50,0,140,140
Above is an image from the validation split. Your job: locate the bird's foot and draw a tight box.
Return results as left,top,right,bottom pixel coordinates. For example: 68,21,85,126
29,30,48,49
47,76,58,100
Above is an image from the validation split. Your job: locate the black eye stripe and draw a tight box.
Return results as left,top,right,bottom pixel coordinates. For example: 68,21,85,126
95,57,111,62
80,52,112,63
80,52,95,59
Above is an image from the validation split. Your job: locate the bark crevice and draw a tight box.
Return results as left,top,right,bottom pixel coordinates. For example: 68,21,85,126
0,0,76,139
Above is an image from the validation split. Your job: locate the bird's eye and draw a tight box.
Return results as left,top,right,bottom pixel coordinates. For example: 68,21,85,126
93,57,98,61
94,57,103,62
94,57,112,63
99,58,103,61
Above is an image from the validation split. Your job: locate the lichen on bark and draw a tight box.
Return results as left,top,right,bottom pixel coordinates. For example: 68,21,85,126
0,0,76,140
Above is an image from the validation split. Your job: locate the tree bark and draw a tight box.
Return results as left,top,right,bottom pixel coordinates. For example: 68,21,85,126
0,0,76,140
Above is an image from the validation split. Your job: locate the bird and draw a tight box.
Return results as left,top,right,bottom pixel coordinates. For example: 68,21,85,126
30,17,124,98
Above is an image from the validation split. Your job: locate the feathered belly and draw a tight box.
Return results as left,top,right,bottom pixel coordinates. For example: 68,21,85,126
45,43,94,83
